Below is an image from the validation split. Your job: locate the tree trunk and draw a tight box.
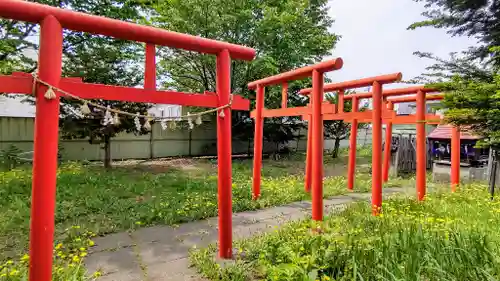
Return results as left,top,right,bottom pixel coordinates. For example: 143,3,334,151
104,134,112,169
332,137,341,158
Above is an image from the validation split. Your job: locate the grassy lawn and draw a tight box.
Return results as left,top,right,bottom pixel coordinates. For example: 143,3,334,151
0,148,416,279
0,149,410,260
191,184,500,281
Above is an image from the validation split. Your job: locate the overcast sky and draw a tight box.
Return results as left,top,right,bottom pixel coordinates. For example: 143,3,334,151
325,0,476,90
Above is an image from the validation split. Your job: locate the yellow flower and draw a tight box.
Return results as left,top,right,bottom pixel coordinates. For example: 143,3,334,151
9,269,19,276
80,252,88,257
20,254,29,262
79,247,86,251
93,271,102,278
88,240,95,246
55,243,63,250
72,256,80,262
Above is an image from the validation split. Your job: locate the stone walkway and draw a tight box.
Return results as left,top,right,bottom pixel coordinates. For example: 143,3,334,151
85,187,414,281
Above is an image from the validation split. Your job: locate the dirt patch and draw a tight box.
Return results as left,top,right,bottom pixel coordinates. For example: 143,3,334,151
324,164,349,177
107,158,215,174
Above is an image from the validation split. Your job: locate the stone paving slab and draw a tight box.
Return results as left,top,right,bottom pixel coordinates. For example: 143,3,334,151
85,246,143,281
90,232,135,253
85,187,412,281
146,258,203,281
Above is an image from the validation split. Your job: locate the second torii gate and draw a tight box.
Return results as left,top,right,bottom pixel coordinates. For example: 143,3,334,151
249,58,344,221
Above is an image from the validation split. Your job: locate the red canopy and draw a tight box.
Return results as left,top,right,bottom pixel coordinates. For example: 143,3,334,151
427,125,481,140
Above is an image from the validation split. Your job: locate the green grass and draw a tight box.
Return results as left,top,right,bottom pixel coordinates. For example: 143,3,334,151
190,185,500,281
0,151,408,260
0,227,98,280
0,149,413,279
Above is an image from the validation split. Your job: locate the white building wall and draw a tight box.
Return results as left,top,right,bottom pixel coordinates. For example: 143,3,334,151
0,95,36,118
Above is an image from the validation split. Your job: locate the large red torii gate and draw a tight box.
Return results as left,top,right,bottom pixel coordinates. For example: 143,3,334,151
0,0,255,280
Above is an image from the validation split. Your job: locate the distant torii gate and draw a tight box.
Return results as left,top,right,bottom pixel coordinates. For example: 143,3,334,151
0,1,255,280
381,93,444,184
299,73,403,215
380,93,460,192
249,58,344,221
340,88,448,199
302,85,460,200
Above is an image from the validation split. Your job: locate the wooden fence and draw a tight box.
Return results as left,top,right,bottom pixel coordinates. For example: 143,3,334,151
390,134,433,176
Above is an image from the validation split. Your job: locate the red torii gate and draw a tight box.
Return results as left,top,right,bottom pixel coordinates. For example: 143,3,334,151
299,73,403,215
0,0,255,279
381,93,444,184
249,58,344,221
305,87,461,199
380,93,461,192
303,94,444,190
300,84,446,200
341,87,441,200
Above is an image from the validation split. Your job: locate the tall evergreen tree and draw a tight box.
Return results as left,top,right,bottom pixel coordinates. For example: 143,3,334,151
410,0,500,149
409,0,500,66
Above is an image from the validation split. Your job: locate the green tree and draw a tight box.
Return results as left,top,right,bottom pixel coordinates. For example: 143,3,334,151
150,0,339,147
59,0,151,169
427,70,500,147
0,0,54,74
409,0,500,66
410,0,500,150
1,0,152,168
